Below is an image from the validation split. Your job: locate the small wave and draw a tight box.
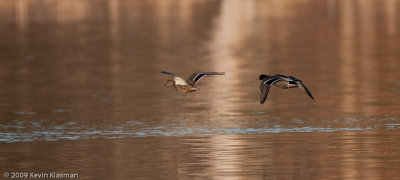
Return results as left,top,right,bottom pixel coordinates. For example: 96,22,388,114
1,123,397,143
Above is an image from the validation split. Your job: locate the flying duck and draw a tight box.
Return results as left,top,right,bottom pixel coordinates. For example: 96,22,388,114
162,70,225,93
258,74,315,104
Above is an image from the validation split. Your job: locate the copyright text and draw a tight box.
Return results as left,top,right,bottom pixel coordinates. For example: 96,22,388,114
3,172,78,179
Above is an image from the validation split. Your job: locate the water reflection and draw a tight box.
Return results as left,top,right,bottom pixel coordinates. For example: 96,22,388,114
385,0,398,34
339,0,357,114
358,0,377,115
1,132,400,179
1,0,399,117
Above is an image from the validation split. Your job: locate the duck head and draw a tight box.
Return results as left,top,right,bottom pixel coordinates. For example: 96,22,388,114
258,74,269,80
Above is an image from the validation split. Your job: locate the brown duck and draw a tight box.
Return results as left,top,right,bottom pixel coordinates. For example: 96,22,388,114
162,70,225,93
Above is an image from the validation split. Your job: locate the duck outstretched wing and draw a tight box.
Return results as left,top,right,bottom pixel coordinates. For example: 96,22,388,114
260,77,279,104
297,81,316,102
259,83,271,104
188,72,225,85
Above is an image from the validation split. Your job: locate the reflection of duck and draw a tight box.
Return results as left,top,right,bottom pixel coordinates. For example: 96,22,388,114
258,74,315,104
162,71,225,94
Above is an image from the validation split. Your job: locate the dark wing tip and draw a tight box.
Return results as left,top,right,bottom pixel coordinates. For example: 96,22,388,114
206,72,225,75
161,71,176,76
260,99,266,104
259,94,267,104
297,81,316,102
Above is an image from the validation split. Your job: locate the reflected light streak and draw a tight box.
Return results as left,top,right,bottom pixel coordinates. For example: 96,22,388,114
208,0,254,115
359,0,378,177
340,132,358,179
16,0,27,41
207,1,256,179
155,1,194,43
339,0,357,113
109,0,121,74
15,0,30,114
155,0,171,43
208,136,244,180
359,0,377,116
177,0,193,27
109,0,122,107
384,0,397,34
56,1,88,24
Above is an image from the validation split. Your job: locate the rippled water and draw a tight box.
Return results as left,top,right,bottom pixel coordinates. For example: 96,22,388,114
1,0,400,179
1,117,400,143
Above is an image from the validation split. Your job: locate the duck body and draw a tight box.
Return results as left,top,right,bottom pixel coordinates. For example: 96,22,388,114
258,74,315,104
174,85,198,93
273,80,298,89
162,71,224,94
169,76,198,94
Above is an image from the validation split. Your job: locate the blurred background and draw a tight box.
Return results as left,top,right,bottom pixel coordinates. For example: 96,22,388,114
0,0,400,179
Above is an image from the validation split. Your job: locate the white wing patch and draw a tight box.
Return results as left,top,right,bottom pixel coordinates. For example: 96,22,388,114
174,77,188,85
193,74,206,84
264,79,278,85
